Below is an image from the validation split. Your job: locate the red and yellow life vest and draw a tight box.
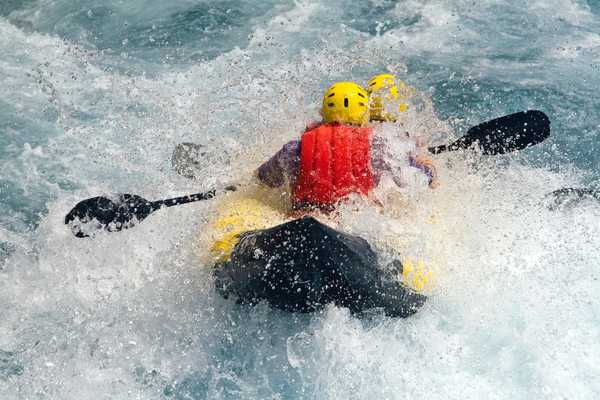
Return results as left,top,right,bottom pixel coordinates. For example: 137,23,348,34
292,123,375,209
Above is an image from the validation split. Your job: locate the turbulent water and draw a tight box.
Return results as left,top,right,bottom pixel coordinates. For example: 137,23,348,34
2,0,600,398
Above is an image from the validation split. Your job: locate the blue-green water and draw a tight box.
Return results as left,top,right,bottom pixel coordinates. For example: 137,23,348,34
1,1,600,399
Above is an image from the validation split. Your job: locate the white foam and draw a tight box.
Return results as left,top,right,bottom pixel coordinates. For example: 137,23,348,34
2,1,600,398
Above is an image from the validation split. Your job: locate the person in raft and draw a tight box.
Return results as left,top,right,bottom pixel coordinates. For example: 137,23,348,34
256,78,438,212
367,73,439,189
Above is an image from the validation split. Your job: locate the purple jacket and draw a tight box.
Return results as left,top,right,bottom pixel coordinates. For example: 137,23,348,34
257,132,433,188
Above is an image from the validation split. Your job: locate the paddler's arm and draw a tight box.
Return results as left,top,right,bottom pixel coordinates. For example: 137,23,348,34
256,139,300,188
372,133,439,189
409,153,439,188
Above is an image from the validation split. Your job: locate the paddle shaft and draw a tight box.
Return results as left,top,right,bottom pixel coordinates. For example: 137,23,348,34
151,189,217,209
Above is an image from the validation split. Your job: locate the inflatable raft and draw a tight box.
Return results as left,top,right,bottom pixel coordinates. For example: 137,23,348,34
212,214,426,318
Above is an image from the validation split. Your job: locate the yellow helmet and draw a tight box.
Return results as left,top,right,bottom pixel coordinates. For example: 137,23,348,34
367,74,413,122
321,82,369,126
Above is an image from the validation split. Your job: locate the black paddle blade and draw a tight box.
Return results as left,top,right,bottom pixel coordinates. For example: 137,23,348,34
429,110,550,155
544,188,600,211
65,194,157,238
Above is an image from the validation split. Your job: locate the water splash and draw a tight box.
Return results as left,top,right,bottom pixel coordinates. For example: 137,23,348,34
1,0,600,398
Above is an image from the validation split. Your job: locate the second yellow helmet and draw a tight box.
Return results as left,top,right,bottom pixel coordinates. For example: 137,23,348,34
367,74,413,122
321,82,369,126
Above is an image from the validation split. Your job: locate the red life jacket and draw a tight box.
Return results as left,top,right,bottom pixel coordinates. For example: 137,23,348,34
292,123,375,209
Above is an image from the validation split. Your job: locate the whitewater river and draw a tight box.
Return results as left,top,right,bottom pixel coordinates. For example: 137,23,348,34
1,1,600,398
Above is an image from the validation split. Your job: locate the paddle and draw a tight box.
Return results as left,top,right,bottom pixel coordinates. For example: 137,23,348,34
428,110,550,155
170,111,551,182
66,110,550,238
65,186,237,238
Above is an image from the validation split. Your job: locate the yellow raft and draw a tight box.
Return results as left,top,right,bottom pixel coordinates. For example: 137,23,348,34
204,184,289,262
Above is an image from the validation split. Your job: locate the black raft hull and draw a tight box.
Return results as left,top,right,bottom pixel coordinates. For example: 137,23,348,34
214,216,426,318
